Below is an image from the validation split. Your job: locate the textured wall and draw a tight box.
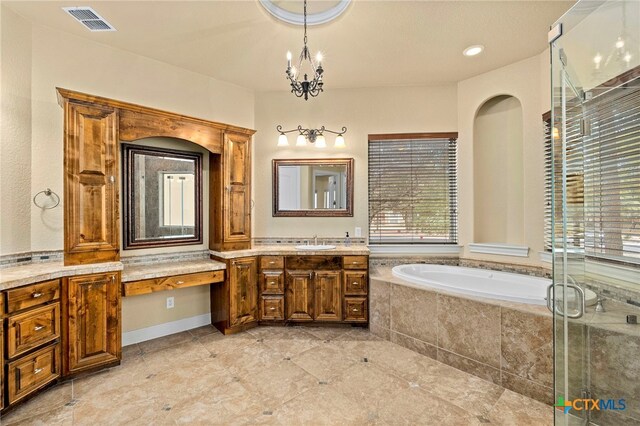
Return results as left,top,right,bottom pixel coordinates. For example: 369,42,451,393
254,85,459,239
0,7,32,255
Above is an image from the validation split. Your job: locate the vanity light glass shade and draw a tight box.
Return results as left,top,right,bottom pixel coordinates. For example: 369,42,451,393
277,134,289,146
315,135,327,148
334,135,346,148
296,134,307,146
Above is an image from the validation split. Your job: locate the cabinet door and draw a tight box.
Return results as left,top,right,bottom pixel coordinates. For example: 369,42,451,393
229,257,258,327
64,102,119,265
314,271,342,321
65,272,121,375
223,133,251,244
285,271,314,321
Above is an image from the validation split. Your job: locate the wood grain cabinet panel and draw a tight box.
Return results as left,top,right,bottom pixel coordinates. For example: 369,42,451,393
343,256,368,270
7,343,60,405
64,272,121,375
260,271,284,294
63,102,119,265
7,303,61,359
314,271,342,321
344,297,368,322
285,271,314,321
343,271,368,295
260,256,284,270
6,279,60,314
123,270,224,297
260,296,284,320
228,257,258,328
1,326,3,410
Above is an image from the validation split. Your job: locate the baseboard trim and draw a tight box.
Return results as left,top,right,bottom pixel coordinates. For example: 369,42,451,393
122,313,211,346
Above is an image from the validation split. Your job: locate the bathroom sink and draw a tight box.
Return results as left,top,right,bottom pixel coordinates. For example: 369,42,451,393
295,244,336,251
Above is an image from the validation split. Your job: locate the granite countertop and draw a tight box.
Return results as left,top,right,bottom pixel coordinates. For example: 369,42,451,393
122,259,226,283
0,261,123,291
210,245,370,259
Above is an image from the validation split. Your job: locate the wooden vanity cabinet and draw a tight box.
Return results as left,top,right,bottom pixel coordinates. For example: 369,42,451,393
62,101,120,266
211,132,252,251
62,272,121,376
211,256,259,334
285,271,315,321
259,256,285,321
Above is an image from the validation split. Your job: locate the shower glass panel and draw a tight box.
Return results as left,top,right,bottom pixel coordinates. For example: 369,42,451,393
550,1,640,425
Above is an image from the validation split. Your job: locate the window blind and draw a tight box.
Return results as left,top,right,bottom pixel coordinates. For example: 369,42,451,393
544,76,640,262
368,137,457,244
583,81,640,261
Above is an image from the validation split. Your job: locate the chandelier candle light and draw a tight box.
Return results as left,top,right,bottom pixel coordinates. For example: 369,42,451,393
286,0,324,100
277,125,347,148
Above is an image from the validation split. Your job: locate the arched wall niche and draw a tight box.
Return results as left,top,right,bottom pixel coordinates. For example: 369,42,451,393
473,94,525,245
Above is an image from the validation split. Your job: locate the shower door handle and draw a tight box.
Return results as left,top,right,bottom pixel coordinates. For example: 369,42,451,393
546,283,585,319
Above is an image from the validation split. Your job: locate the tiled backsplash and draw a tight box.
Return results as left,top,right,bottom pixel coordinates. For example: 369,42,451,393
252,237,367,246
0,250,63,268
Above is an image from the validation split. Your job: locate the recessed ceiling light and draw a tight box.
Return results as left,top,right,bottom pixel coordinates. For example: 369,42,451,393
463,45,484,57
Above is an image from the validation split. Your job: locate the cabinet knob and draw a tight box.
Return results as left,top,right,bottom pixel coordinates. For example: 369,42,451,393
34,368,43,374
109,176,115,183
34,325,45,331
176,281,185,285
32,292,43,298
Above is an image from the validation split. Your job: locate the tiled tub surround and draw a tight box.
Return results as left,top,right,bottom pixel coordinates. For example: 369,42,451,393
371,267,640,423
370,267,555,405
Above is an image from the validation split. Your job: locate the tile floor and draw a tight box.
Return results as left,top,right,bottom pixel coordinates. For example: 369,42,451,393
0,326,553,425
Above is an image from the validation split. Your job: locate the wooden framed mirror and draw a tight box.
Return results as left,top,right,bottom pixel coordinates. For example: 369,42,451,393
273,158,354,217
122,144,203,249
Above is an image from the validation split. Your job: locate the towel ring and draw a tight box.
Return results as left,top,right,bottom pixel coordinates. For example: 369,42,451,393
33,188,60,209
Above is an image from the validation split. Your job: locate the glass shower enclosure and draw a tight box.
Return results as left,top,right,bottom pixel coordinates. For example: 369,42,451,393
550,0,639,425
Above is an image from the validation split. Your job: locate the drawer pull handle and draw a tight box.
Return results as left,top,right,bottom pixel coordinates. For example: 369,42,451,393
32,292,43,298
352,282,360,286
269,261,275,264
34,368,43,374
352,261,358,264
352,308,359,312
269,307,276,311
34,325,45,331
268,281,275,285
176,281,185,285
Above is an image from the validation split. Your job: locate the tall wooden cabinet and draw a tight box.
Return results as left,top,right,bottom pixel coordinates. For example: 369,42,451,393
210,256,259,334
63,272,121,375
211,132,252,251
63,102,119,265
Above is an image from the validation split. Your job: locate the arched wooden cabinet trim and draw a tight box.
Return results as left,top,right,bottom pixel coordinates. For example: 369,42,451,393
56,88,256,265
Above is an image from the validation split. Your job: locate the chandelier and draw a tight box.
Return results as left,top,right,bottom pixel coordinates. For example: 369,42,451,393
277,125,347,148
285,0,323,100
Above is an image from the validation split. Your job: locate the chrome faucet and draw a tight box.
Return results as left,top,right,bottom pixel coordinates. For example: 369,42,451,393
313,234,318,245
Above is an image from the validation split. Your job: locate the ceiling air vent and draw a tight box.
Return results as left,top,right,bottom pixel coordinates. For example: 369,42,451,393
63,7,116,32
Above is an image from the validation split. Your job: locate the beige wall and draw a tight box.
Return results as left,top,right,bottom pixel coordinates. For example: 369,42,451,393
0,14,254,332
253,85,459,238
28,23,254,253
0,7,32,255
458,53,549,266
473,95,524,245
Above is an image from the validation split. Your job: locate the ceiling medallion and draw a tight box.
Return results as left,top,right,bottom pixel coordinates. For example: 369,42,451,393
285,0,324,100
260,0,351,26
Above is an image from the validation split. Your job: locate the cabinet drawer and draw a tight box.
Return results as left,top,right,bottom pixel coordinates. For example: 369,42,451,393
344,271,368,295
6,279,60,314
123,270,225,297
344,297,368,322
260,256,284,270
260,271,284,294
7,303,61,359
261,296,284,320
286,256,342,270
343,256,368,270
7,343,60,404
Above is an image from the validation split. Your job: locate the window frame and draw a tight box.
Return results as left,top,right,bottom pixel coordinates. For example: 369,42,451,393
368,132,458,246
